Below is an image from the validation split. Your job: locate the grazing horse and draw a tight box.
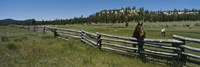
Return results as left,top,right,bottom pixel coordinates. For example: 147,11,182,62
161,28,166,37
132,22,146,53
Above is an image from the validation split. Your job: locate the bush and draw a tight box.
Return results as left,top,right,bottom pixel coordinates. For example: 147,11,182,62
5,43,19,50
1,36,9,42
14,37,28,42
22,37,28,40
125,22,129,27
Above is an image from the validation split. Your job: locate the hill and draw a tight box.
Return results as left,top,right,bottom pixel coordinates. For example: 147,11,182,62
0,19,19,25
0,19,35,25
23,7,200,25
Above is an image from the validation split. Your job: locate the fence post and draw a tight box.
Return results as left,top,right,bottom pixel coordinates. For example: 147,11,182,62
53,28,58,37
179,40,186,66
43,26,46,34
138,38,145,62
97,34,102,50
33,26,36,32
20,25,22,29
28,26,30,30
172,42,180,65
80,31,84,39
35,26,37,31
173,38,186,66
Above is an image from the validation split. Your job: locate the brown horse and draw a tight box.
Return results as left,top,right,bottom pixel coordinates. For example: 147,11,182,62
132,22,146,53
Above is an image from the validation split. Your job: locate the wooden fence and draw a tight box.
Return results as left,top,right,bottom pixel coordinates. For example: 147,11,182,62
14,25,200,66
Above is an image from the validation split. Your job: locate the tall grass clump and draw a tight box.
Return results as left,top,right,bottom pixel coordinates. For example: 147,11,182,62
1,36,9,42
4,43,19,50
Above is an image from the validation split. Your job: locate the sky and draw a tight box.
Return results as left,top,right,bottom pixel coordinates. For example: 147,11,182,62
0,0,200,21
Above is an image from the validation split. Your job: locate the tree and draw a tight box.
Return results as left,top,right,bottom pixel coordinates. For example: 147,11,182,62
125,22,129,27
32,19,36,25
17,6,200,25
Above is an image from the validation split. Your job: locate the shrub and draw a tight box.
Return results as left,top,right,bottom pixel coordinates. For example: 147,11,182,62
125,22,129,27
5,43,19,50
1,36,9,42
14,37,28,42
22,37,28,40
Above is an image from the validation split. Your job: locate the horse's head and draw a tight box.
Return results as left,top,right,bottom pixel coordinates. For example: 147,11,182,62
133,22,145,39
135,22,143,32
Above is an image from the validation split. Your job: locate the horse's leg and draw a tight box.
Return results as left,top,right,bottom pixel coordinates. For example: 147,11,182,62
133,44,136,53
164,32,165,37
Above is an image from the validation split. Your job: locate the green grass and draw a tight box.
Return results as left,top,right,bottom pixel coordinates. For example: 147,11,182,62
1,21,200,67
53,21,200,39
51,21,200,66
0,26,162,67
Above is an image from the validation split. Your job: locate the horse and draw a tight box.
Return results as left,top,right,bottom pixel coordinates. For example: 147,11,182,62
132,22,146,53
161,28,166,37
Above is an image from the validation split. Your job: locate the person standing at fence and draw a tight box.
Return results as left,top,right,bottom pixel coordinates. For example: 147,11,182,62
132,22,146,53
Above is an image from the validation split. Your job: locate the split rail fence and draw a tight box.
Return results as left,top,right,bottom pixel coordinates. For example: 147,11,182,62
14,25,200,66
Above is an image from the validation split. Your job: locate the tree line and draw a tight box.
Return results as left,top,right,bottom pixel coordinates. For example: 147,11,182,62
18,6,200,25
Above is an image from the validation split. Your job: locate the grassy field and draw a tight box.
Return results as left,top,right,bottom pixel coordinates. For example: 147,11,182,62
0,26,162,67
54,21,200,39
51,21,200,66
1,21,200,67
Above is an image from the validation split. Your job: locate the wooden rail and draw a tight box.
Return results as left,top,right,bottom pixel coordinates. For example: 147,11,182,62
173,35,200,43
14,25,200,66
173,35,200,65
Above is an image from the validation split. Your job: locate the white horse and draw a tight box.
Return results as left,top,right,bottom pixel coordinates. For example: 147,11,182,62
161,28,166,37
